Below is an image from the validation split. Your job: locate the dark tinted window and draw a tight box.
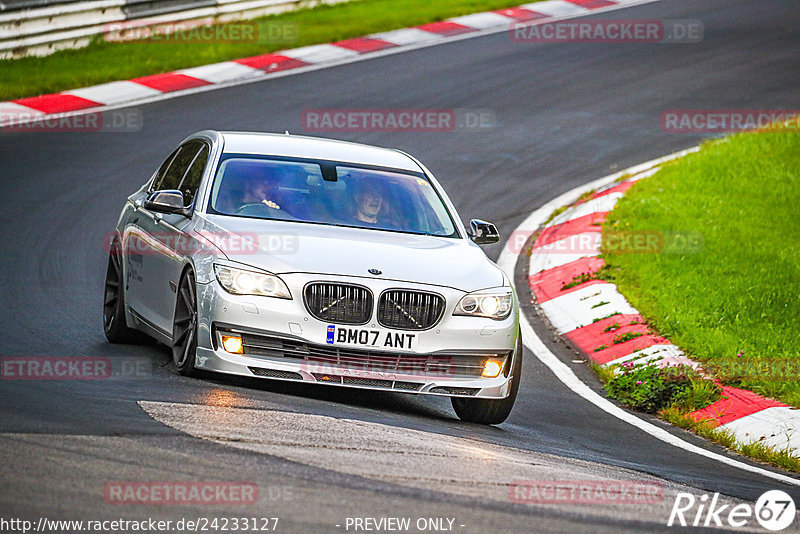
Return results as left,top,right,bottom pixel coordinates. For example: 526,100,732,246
154,141,204,192
178,144,209,207
151,148,180,191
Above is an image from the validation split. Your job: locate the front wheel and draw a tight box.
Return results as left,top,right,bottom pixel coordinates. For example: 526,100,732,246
451,332,523,425
172,269,198,376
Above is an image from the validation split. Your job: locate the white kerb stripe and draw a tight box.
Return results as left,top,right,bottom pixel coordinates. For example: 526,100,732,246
368,28,444,46
540,282,638,334
722,407,800,453
604,345,700,371
628,166,661,181
448,12,517,29
178,62,264,84
545,192,624,227
602,344,685,367
67,81,162,106
281,44,359,64
0,102,45,127
529,232,601,272
520,0,588,17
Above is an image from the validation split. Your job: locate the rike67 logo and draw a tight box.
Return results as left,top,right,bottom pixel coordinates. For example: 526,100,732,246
668,490,796,531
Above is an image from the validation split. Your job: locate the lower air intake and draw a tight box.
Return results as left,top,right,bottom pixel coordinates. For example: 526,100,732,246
248,367,302,380
429,386,480,396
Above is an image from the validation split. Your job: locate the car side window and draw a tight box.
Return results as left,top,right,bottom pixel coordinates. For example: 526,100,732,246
154,141,204,193
178,144,210,207
151,148,181,192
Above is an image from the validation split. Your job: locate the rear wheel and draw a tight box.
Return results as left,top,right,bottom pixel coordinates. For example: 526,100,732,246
172,269,198,376
451,331,523,425
103,241,153,344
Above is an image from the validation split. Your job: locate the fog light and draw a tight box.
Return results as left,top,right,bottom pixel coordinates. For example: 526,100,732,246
482,359,503,378
221,334,243,354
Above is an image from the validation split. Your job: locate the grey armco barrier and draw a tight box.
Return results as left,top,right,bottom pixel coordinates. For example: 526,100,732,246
0,0,348,58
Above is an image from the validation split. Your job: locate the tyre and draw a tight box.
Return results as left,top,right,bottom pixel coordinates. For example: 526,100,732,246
451,331,523,425
103,241,153,344
172,268,198,376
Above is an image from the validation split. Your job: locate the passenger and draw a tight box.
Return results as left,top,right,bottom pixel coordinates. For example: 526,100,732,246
353,180,385,225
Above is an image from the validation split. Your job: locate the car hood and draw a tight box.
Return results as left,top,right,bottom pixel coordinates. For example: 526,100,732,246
194,215,505,292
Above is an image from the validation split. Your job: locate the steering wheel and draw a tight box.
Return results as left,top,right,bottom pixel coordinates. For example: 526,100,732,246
235,202,271,215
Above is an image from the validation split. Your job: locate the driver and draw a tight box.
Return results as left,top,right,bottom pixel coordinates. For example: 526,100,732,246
241,178,280,210
235,164,284,215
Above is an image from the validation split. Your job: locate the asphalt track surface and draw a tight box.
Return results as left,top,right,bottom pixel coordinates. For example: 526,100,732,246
1,0,800,532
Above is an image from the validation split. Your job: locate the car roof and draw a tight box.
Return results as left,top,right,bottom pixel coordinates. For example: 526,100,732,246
216,131,422,172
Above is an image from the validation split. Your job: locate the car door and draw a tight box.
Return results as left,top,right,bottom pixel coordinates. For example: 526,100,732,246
123,146,180,330
127,140,209,337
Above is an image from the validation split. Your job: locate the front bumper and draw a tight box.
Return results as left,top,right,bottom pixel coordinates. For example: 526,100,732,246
194,273,519,399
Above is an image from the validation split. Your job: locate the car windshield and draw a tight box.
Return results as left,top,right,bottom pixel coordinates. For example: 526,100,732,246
208,156,458,237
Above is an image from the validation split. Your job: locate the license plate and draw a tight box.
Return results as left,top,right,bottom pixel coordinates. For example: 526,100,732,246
326,325,416,350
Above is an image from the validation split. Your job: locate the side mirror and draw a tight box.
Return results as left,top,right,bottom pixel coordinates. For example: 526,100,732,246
468,219,500,245
145,190,189,216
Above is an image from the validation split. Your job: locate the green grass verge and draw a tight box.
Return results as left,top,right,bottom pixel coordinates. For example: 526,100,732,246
595,360,799,472
603,362,720,414
0,0,529,101
601,125,800,406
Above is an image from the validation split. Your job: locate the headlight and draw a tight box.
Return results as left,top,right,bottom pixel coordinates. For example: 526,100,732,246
454,287,513,320
214,264,292,299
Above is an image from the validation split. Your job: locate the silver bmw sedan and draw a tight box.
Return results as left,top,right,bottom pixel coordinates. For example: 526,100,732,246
104,131,522,424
